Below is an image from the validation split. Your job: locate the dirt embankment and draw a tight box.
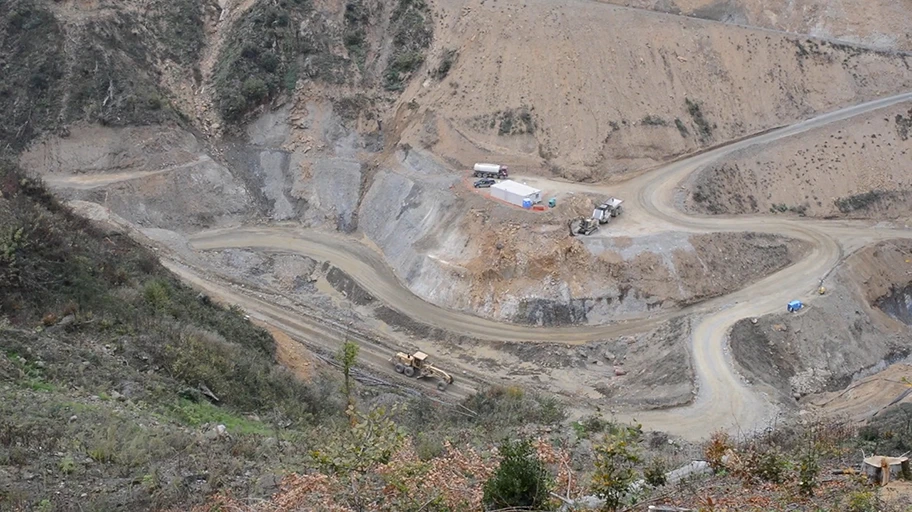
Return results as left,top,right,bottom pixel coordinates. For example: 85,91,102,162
444,222,809,325
21,126,256,231
399,0,912,182
730,240,912,404
683,102,912,219
607,0,912,52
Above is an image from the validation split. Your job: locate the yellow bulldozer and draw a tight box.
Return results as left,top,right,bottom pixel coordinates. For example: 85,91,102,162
391,351,454,391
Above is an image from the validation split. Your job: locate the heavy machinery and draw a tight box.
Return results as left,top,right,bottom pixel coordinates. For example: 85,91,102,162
592,197,623,224
391,351,454,391
569,217,599,236
473,163,509,180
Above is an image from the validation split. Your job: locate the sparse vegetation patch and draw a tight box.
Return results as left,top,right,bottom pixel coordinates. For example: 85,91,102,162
435,48,458,79
0,0,197,149
895,108,912,140
685,97,713,141
674,118,689,137
834,190,892,214
641,115,667,126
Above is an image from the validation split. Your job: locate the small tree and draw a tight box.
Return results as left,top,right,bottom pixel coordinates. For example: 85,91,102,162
312,405,406,475
643,457,668,488
591,426,642,511
483,438,553,510
798,427,821,497
338,339,359,408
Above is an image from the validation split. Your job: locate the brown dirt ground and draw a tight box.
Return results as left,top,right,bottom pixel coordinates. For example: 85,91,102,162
258,322,315,382
800,363,912,424
683,101,912,219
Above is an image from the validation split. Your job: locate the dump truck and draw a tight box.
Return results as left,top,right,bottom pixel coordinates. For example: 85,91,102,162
391,351,454,391
569,217,599,236
593,197,623,224
473,163,509,179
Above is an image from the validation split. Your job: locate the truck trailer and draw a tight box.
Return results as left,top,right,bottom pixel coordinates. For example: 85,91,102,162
473,163,509,179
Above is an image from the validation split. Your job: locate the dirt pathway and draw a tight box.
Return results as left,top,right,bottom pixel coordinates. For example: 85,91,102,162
185,91,912,440
160,259,482,401
42,155,214,190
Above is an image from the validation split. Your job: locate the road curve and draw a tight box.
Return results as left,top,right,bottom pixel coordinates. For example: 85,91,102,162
186,92,912,440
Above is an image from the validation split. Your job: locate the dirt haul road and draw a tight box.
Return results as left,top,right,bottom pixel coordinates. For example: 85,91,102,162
185,92,912,440
159,258,482,402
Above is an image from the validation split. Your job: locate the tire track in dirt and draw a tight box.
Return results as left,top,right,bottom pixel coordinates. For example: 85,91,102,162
160,259,481,401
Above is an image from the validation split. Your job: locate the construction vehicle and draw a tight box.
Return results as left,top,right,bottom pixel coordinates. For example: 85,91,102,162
593,197,624,224
473,163,509,180
391,351,454,391
569,217,599,236
787,300,804,313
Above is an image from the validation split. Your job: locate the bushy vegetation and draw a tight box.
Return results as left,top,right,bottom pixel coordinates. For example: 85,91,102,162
435,48,458,79
343,0,370,69
383,0,433,91
834,190,891,214
482,438,553,510
894,108,912,141
674,117,690,137
214,0,312,122
0,159,342,508
591,425,644,511
641,115,667,126
484,107,537,136
685,97,713,140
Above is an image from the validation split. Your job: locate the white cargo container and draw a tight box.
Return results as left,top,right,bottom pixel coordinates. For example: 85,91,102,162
490,180,542,208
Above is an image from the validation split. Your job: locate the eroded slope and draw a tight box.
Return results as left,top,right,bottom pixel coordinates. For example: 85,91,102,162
683,101,912,218
731,239,912,403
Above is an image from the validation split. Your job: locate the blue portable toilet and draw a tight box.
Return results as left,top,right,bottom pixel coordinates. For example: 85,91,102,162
522,198,532,209
787,300,803,312
548,198,557,208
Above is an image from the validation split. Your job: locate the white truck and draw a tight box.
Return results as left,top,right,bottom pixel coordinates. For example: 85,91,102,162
592,197,623,224
473,163,509,179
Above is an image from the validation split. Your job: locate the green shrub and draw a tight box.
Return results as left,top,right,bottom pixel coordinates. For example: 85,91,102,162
685,98,712,140
143,279,171,312
214,0,311,121
797,448,820,496
641,115,667,126
242,77,269,101
846,490,880,512
483,438,552,510
383,0,432,91
643,457,667,487
591,425,642,511
435,49,457,78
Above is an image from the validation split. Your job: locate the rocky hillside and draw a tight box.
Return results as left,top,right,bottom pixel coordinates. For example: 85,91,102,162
397,0,912,181
610,0,912,51
683,101,912,219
